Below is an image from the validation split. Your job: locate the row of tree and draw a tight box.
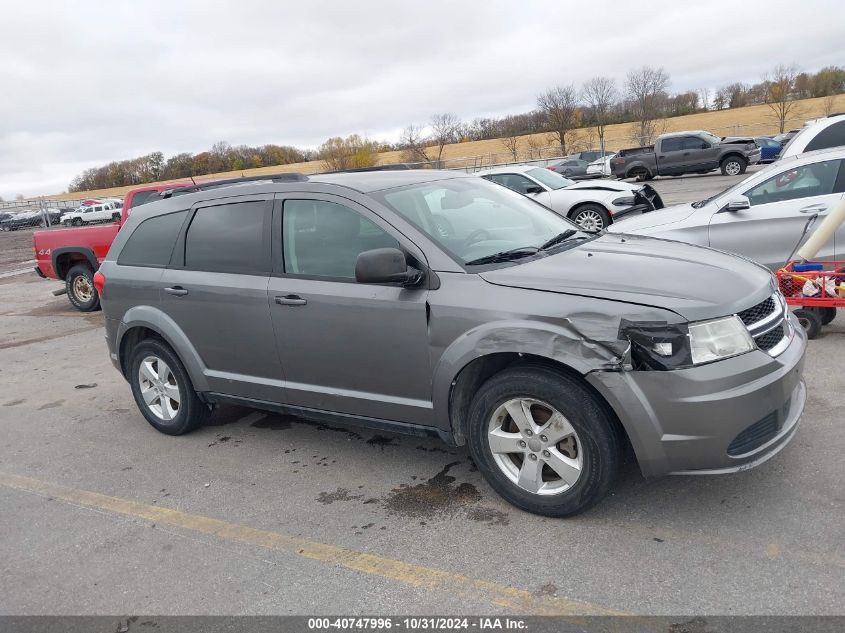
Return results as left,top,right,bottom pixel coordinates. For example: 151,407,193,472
69,63,845,192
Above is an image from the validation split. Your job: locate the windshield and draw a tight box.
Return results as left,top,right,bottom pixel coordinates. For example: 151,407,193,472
376,177,585,266
526,167,573,190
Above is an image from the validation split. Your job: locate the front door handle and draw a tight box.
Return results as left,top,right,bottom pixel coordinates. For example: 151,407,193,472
799,204,827,213
164,286,189,296
275,295,307,306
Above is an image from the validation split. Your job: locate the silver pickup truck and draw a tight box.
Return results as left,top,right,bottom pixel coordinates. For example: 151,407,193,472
610,130,761,180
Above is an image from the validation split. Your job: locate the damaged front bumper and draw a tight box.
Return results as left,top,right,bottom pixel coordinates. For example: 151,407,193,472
586,314,806,477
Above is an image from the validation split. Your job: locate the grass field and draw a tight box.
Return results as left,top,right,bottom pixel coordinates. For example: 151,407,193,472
45,93,845,201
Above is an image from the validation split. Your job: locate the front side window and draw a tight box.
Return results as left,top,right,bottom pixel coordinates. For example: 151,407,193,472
283,200,399,279
184,201,266,273
377,177,585,267
118,211,188,267
744,160,842,206
682,136,707,150
485,173,537,194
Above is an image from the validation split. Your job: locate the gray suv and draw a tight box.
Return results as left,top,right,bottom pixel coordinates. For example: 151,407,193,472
98,170,807,517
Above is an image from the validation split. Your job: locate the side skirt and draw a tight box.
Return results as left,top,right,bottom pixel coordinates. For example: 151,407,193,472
204,392,456,445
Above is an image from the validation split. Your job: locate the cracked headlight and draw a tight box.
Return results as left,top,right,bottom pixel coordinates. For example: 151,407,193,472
688,315,754,365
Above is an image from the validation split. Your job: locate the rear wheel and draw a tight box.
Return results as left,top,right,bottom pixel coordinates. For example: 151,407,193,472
570,204,611,231
817,307,837,326
72,217,83,226
65,264,100,312
467,365,622,517
129,338,210,435
793,308,822,339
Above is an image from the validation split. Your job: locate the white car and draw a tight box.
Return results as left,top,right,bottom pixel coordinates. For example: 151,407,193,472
61,201,123,226
586,153,616,177
475,164,663,231
779,113,845,161
608,147,845,269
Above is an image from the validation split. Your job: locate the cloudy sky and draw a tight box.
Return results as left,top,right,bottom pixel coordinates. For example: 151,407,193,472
1,0,843,198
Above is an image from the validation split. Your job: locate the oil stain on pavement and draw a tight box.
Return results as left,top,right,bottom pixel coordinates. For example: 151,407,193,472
383,461,481,518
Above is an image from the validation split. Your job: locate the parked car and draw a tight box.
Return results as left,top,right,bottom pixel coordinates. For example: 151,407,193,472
476,164,663,231
0,209,43,231
773,129,801,144
754,136,784,163
546,158,589,178
586,153,616,177
608,147,845,270
34,182,192,311
564,150,605,163
61,201,123,226
610,131,761,180
97,170,806,517
778,113,845,161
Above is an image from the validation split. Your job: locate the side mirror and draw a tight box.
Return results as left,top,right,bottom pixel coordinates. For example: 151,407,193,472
525,185,544,195
355,248,422,286
721,195,751,213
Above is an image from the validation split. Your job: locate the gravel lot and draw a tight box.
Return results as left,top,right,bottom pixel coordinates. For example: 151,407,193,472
1,167,843,616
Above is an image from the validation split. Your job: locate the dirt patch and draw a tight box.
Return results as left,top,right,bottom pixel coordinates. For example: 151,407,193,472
466,506,509,526
317,488,364,505
0,326,101,350
3,399,26,406
251,416,293,430
383,461,481,519
366,434,398,450
37,400,65,410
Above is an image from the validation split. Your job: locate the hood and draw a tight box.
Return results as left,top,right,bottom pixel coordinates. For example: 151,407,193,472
478,232,773,321
607,203,698,232
562,179,639,194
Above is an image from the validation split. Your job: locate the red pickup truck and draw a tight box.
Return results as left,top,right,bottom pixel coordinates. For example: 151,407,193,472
33,183,190,311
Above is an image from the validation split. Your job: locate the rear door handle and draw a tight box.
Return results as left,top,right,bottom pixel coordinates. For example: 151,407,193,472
275,295,307,306
164,286,189,296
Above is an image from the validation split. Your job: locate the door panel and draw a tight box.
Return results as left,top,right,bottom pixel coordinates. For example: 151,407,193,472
269,194,433,425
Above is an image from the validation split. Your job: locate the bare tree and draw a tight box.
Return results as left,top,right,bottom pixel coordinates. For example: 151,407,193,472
698,87,711,111
537,85,581,155
429,113,461,166
399,124,431,164
764,63,801,133
625,66,670,145
582,76,616,156
822,93,837,116
525,135,545,159
499,120,522,161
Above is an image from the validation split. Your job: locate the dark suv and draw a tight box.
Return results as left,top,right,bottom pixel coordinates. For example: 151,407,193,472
98,170,807,517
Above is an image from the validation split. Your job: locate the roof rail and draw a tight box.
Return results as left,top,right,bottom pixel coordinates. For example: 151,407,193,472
318,163,415,175
160,172,309,198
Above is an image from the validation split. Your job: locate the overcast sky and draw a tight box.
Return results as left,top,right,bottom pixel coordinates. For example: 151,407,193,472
2,0,843,198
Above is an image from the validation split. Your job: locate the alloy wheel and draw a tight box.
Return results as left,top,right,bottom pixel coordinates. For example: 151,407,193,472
725,161,741,176
574,209,604,231
487,397,583,495
138,355,181,421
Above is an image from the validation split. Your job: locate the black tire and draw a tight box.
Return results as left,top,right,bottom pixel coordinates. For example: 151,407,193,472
112,212,121,221
65,264,101,312
72,217,82,226
817,307,836,326
570,204,612,231
794,308,822,339
720,157,745,176
129,338,210,435
466,365,622,517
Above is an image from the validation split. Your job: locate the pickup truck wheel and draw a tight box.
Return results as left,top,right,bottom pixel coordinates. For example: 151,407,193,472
129,339,210,436
66,264,101,312
72,218,83,227
570,205,611,231
721,157,745,176
467,365,621,517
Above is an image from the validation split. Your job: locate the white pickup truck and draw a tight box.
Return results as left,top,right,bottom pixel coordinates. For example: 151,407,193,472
61,200,123,226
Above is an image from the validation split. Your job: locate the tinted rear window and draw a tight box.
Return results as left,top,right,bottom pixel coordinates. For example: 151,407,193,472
661,137,682,152
117,211,188,267
128,190,162,209
184,201,266,273
805,121,845,152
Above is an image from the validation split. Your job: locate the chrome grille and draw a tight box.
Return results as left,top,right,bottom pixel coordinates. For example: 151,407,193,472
739,293,790,357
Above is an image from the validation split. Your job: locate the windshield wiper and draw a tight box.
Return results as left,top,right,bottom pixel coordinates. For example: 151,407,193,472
539,229,578,250
465,247,540,266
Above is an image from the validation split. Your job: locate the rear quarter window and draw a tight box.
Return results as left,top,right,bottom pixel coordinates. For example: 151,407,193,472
805,121,845,152
117,210,188,267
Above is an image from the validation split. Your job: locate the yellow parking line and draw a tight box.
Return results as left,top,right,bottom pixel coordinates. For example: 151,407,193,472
0,472,623,615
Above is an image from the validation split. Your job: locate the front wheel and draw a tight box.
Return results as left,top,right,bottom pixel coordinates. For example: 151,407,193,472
467,365,622,517
570,205,611,231
721,157,745,176
129,339,210,435
72,218,83,226
65,264,101,312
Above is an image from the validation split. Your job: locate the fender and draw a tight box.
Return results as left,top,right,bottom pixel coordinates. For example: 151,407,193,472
430,318,628,436
115,305,210,392
51,246,98,279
